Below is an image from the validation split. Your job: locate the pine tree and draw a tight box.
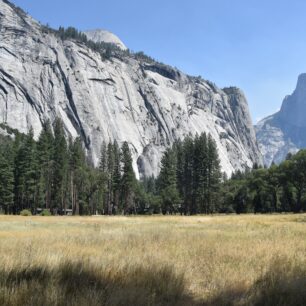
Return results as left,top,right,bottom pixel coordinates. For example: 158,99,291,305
182,136,194,215
120,142,136,214
194,133,208,214
53,118,68,214
98,141,108,214
158,147,180,214
86,167,102,215
112,141,121,214
175,139,184,211
37,120,54,210
69,137,86,215
106,142,115,214
206,135,221,213
0,152,14,214
99,141,107,173
14,128,38,212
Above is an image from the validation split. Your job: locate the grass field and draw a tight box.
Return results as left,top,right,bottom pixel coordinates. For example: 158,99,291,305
0,214,305,305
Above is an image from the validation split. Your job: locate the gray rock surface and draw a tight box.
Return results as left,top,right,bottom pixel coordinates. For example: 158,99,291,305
256,74,306,166
83,29,127,50
0,0,262,178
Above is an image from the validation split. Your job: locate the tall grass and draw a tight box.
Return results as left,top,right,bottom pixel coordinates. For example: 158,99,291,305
0,214,305,305
0,262,195,306
248,258,306,306
208,258,306,306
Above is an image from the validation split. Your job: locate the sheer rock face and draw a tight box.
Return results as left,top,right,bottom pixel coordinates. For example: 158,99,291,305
0,0,261,178
256,74,306,166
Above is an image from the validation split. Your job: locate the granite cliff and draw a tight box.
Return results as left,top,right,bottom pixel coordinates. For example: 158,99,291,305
0,0,261,177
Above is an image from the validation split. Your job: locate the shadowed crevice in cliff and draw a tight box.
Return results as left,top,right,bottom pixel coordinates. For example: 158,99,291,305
50,47,90,149
138,87,172,146
2,0,30,28
143,63,180,82
0,46,18,59
89,78,116,85
0,67,44,118
0,262,201,306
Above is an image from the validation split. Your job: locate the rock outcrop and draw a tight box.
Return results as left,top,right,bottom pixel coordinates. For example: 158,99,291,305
256,74,306,166
83,29,127,50
0,0,262,178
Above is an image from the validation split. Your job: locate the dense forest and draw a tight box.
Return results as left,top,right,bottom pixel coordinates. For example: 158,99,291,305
0,120,305,215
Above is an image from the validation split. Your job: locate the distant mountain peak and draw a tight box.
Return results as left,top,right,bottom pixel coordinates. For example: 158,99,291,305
256,73,306,166
279,73,306,128
83,29,127,50
296,73,306,93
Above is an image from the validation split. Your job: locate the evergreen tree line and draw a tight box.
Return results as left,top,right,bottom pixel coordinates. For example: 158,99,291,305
220,151,306,214
0,127,223,215
157,133,222,215
1,121,306,215
0,119,138,215
157,139,306,215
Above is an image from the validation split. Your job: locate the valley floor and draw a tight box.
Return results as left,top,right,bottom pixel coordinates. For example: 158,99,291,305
0,214,305,305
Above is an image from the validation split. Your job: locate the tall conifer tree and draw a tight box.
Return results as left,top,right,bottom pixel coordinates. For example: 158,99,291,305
53,118,68,214
121,142,136,214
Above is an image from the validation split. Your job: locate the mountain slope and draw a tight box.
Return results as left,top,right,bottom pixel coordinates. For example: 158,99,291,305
0,0,262,177
256,74,306,166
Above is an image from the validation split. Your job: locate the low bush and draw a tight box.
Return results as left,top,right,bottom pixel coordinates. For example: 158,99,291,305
20,209,32,216
40,209,51,216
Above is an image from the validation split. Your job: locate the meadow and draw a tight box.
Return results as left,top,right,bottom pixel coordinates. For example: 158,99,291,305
0,214,305,305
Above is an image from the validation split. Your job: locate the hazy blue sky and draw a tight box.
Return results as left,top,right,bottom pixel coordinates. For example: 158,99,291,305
11,0,306,122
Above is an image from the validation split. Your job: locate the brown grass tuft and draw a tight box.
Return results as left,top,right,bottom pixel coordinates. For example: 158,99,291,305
0,261,197,306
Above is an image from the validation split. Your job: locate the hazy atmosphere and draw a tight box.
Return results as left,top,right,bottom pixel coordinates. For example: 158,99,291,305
11,0,306,122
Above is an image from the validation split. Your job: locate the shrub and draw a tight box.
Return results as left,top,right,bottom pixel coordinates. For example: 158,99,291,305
20,209,32,216
41,209,51,216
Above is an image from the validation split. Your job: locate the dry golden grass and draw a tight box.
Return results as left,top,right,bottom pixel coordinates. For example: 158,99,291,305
0,214,305,305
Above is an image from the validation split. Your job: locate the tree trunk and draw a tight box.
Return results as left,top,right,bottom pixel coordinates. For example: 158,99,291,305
75,188,79,215
71,172,74,215
296,189,302,213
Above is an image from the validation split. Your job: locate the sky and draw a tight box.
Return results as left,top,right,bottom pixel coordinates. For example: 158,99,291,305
11,0,306,123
